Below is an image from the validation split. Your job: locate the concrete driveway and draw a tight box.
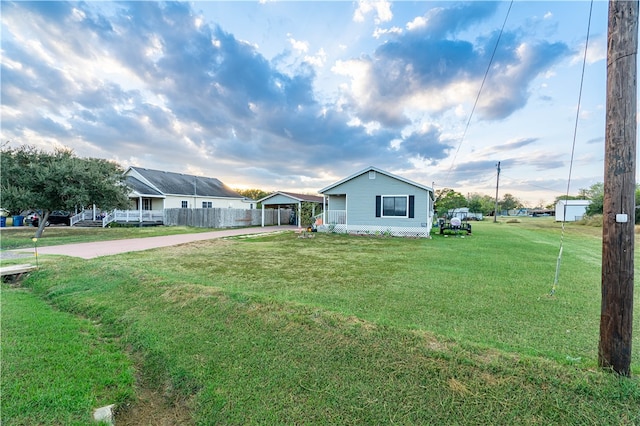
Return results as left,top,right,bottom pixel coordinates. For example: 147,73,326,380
8,226,298,259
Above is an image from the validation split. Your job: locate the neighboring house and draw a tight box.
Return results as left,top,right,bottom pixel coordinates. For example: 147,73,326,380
123,167,252,222
318,166,435,237
257,191,323,227
555,199,591,222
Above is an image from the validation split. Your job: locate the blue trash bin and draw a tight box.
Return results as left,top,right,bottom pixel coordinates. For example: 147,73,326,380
0,216,6,227
12,215,24,226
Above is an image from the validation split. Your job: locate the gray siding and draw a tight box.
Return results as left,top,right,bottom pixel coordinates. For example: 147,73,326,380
328,195,346,210
263,194,302,205
326,172,430,227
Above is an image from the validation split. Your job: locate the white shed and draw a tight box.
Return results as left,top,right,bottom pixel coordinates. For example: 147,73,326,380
555,199,591,222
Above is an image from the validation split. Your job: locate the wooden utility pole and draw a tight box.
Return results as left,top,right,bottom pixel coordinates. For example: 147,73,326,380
494,161,501,223
598,0,638,376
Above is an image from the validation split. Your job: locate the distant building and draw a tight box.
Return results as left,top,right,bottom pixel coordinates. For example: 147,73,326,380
448,207,483,221
555,199,591,222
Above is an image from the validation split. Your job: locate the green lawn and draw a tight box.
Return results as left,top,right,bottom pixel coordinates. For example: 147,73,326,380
3,218,639,424
0,225,219,251
1,286,134,425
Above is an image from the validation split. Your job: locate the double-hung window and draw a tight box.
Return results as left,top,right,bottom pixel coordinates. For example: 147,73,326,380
181,201,188,208
202,201,212,208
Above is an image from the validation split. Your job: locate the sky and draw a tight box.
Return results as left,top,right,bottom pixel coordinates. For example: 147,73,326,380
0,0,627,206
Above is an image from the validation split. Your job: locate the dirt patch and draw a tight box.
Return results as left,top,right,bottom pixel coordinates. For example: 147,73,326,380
115,387,193,426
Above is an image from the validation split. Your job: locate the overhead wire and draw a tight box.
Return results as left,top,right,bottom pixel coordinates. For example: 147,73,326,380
550,0,594,296
442,0,514,187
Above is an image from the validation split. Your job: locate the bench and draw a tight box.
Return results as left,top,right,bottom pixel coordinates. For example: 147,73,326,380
1,264,37,283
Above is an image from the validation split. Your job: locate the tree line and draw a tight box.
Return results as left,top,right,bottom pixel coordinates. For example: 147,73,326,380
434,183,640,222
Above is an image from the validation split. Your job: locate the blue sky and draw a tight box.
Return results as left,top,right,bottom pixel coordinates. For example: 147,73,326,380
1,1,620,206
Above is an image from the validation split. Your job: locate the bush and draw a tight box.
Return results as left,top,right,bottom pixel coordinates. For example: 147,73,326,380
578,214,603,227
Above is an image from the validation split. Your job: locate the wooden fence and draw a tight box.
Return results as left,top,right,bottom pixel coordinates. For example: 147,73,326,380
164,208,292,228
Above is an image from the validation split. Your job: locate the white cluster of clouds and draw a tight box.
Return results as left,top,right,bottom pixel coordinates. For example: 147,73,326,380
1,1,608,203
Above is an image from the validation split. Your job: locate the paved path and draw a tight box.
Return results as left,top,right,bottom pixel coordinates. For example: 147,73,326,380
8,226,298,260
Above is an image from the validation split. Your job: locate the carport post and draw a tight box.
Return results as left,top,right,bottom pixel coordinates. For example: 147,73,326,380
323,195,327,225
261,204,265,227
297,202,301,228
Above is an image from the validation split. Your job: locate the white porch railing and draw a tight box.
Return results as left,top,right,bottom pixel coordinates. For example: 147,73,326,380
112,209,164,223
70,209,93,226
326,210,346,225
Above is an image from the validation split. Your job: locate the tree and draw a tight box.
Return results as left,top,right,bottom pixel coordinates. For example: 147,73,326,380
1,146,130,237
234,188,270,206
500,193,522,212
434,188,466,215
467,193,495,215
551,194,582,205
300,201,322,228
583,182,604,216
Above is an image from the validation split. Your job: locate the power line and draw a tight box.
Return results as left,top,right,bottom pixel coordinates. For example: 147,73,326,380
551,0,594,297
443,0,514,187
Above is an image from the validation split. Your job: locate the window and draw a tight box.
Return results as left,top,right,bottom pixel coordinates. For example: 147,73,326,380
142,198,152,211
383,196,407,217
376,195,415,218
181,201,188,208
202,201,212,208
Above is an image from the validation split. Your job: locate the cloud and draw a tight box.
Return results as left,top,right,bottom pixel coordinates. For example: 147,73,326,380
490,137,539,152
335,2,571,126
398,125,453,162
353,0,393,24
288,35,309,53
372,26,402,39
406,2,496,38
0,1,579,196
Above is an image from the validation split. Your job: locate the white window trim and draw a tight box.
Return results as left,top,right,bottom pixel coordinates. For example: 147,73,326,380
381,195,409,218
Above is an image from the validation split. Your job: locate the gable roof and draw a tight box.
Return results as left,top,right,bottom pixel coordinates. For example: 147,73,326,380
125,175,164,197
319,166,433,194
258,191,323,204
125,167,243,199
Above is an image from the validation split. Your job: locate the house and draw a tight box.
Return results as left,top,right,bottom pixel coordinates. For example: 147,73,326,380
318,166,435,237
555,199,591,222
122,167,252,223
257,191,323,228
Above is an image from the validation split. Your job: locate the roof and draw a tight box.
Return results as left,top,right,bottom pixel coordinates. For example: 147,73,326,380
258,191,323,204
126,167,243,199
556,199,591,206
125,175,164,197
319,166,433,194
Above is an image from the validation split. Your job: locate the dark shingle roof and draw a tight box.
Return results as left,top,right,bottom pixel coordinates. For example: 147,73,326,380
278,192,323,203
125,176,164,197
129,167,243,198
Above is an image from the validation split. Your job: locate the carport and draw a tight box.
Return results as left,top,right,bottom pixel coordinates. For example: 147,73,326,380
258,191,323,228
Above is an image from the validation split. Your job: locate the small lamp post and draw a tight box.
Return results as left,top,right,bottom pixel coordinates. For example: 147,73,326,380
31,237,38,268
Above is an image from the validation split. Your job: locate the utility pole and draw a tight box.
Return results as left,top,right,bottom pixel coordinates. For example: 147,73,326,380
598,0,637,376
494,161,501,223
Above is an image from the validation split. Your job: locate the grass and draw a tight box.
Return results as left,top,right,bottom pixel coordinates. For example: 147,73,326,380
1,285,134,425
3,217,639,424
0,225,220,251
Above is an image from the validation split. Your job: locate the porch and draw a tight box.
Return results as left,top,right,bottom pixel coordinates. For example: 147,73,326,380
70,209,164,227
